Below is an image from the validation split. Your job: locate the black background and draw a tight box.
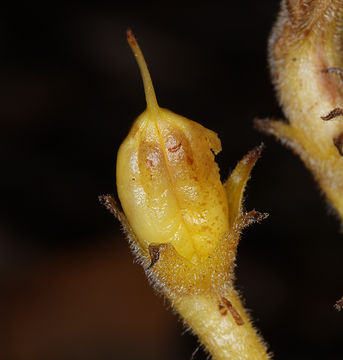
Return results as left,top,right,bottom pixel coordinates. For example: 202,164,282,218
1,1,343,359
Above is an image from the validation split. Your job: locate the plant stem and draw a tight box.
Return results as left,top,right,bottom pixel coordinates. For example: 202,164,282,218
173,289,269,360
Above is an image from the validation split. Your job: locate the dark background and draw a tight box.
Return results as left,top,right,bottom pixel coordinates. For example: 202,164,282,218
1,1,343,359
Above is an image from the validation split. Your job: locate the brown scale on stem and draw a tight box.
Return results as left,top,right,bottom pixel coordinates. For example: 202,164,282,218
220,297,244,326
218,303,228,316
148,244,161,269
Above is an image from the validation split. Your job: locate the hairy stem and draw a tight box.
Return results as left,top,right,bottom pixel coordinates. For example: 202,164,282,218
173,289,268,360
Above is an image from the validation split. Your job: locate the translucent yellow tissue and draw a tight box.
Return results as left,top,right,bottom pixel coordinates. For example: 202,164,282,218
116,31,229,263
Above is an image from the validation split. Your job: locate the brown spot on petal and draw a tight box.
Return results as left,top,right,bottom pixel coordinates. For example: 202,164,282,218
168,142,182,153
146,159,154,168
145,148,161,168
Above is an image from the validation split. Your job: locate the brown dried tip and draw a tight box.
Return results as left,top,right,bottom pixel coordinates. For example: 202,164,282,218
126,28,136,47
321,108,343,121
241,210,269,229
98,194,130,228
245,143,265,164
226,143,265,229
253,118,273,134
148,244,161,269
334,297,343,311
98,194,120,217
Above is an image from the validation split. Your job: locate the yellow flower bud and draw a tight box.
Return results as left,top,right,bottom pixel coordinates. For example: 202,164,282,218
116,31,229,263
100,31,269,360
